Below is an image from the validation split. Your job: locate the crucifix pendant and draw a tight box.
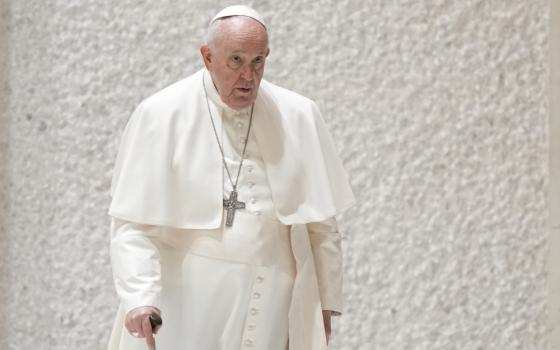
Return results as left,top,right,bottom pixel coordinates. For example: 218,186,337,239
223,190,246,227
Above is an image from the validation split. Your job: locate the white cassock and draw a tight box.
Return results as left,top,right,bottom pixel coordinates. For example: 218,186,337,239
106,69,355,350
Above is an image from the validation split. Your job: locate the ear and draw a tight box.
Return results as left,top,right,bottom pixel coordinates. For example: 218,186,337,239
200,45,212,70
265,47,270,58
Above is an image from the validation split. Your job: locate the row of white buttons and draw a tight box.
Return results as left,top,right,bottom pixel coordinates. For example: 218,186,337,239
224,109,270,219
234,111,249,118
242,269,267,348
242,168,264,216
228,118,268,218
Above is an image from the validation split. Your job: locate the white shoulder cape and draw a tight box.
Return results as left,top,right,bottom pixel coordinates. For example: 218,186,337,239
109,69,354,228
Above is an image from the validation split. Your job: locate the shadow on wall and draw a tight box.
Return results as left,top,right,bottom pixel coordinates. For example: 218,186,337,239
0,0,11,348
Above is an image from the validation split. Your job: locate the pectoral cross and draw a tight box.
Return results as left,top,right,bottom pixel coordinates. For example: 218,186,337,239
223,190,245,227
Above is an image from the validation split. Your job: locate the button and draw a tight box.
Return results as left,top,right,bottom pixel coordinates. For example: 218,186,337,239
254,211,261,216
247,323,256,331
248,182,255,188
250,308,258,315
256,276,264,283
244,338,253,346
250,198,257,204
237,121,244,128
253,292,261,299
246,166,254,173
240,137,247,144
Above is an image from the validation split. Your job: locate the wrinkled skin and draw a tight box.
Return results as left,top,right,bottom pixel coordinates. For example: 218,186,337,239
200,16,270,110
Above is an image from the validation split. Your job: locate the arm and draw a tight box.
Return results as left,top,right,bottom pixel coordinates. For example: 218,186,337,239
306,217,343,344
109,217,162,348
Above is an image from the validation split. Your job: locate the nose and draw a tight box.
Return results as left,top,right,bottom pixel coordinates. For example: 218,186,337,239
240,65,254,81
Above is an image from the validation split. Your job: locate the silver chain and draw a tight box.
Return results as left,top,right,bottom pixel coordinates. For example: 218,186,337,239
203,73,254,192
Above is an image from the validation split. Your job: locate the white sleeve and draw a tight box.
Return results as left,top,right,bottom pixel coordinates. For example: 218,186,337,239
109,217,162,314
306,217,343,316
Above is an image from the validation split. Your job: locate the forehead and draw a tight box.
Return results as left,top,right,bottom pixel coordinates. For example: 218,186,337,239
213,17,268,53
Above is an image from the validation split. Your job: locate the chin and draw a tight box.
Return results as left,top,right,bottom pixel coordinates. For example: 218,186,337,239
229,97,256,110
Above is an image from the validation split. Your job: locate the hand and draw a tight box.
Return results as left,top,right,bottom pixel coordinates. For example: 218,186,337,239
125,306,162,350
322,310,332,345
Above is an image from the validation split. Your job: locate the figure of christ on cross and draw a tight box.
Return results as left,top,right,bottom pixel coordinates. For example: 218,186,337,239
223,190,246,227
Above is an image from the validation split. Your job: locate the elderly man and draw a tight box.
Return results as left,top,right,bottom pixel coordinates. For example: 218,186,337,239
107,5,354,350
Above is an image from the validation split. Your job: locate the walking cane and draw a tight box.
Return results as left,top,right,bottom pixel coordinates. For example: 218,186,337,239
149,314,163,329
148,314,163,350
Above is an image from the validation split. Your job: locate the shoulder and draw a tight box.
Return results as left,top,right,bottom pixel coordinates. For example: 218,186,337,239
124,70,204,136
260,79,319,113
259,80,324,132
140,70,203,113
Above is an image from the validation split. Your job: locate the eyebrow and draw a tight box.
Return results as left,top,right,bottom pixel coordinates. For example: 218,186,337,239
229,50,267,56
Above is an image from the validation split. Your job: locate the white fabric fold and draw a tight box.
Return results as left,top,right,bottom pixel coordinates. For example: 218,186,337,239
109,219,162,314
109,69,354,228
307,218,343,315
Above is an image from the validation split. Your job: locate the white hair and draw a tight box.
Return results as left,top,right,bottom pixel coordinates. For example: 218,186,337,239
204,16,268,48
205,19,223,47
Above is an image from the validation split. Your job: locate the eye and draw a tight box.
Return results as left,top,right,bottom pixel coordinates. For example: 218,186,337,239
253,56,265,67
228,55,243,69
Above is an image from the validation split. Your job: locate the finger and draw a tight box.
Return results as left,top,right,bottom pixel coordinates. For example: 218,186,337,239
136,318,146,338
125,316,137,336
142,316,156,350
323,316,331,345
126,312,142,338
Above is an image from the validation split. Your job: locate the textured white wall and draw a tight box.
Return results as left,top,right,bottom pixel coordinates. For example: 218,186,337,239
0,0,10,347
549,0,560,348
0,1,550,349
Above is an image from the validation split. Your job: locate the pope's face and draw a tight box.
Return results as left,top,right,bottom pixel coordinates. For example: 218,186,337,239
201,17,270,110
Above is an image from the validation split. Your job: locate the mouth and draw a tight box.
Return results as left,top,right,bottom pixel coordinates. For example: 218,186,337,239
235,87,252,94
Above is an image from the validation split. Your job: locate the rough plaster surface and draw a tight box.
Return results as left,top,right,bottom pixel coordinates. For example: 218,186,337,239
549,1,560,348
0,0,11,347
551,0,560,230
0,1,550,349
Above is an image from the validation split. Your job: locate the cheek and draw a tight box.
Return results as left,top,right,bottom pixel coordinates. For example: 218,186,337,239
221,79,239,97
227,78,239,93
215,71,235,93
